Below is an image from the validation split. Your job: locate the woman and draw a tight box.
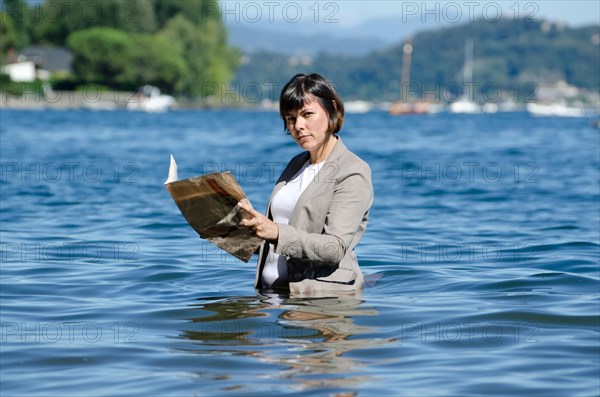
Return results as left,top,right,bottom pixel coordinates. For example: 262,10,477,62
238,73,373,296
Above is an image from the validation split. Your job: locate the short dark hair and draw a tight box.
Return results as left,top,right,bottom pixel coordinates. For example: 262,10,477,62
279,73,345,134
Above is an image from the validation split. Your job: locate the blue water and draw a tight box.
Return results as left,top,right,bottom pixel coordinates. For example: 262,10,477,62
1,109,599,396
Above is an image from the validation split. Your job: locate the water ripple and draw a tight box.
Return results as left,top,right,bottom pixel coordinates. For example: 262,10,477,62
1,110,598,396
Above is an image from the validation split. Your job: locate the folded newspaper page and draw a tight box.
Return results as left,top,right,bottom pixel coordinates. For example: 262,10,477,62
164,155,263,262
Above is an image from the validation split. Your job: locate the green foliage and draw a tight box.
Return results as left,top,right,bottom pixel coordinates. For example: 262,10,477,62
31,0,156,45
158,13,239,97
10,0,240,97
0,73,44,95
151,0,221,29
0,11,19,59
408,19,600,96
67,27,135,88
3,0,30,49
67,27,187,93
234,19,600,101
133,34,188,94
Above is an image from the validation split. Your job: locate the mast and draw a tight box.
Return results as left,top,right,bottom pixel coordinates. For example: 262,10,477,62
390,35,429,115
401,36,413,100
463,38,473,84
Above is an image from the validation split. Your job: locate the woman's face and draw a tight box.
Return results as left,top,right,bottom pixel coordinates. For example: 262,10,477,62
284,98,331,152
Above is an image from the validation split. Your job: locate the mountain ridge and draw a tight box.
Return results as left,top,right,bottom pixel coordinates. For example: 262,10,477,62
232,18,600,101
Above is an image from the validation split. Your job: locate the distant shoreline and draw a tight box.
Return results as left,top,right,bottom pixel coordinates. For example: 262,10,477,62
3,90,599,118
0,90,280,111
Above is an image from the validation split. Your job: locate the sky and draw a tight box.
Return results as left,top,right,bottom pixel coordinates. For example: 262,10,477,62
219,0,600,28
20,1,600,28
324,1,600,27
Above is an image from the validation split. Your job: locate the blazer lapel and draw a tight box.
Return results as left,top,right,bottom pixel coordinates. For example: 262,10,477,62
290,137,347,225
265,151,310,217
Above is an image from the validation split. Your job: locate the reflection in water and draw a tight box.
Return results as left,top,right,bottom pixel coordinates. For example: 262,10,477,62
179,292,395,391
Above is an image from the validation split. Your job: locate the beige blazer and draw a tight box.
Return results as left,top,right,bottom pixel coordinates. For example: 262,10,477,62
255,137,374,296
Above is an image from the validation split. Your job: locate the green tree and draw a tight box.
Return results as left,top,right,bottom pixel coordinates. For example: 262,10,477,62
67,27,136,88
132,34,188,93
159,13,239,97
20,0,239,97
3,0,30,49
67,27,186,93
32,0,156,45
151,0,221,29
0,11,19,57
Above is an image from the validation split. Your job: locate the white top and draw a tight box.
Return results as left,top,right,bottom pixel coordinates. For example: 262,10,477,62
262,160,325,288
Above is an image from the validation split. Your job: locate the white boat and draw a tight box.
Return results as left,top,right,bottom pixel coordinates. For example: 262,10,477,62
526,102,585,117
448,39,482,114
448,99,481,114
127,85,175,112
482,102,498,113
345,100,373,113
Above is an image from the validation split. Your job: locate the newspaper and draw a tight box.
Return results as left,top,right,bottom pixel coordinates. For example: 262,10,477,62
164,155,263,262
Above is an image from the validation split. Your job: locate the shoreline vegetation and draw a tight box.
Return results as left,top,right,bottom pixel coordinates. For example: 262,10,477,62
0,89,281,111
1,0,239,100
3,91,599,117
1,1,599,111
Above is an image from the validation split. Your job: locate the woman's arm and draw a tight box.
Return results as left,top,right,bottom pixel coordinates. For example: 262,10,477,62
239,161,373,264
276,165,373,264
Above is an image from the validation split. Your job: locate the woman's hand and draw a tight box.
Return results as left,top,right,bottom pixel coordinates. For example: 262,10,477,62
237,199,279,241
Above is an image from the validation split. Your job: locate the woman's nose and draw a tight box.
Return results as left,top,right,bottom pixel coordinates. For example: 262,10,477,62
294,116,305,130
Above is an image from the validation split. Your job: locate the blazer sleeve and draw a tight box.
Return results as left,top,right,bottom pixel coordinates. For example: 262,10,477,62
274,161,373,264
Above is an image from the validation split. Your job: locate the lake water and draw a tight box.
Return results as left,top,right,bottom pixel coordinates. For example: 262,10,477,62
1,109,599,396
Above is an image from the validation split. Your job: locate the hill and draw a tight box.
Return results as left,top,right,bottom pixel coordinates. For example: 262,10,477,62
233,18,600,102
